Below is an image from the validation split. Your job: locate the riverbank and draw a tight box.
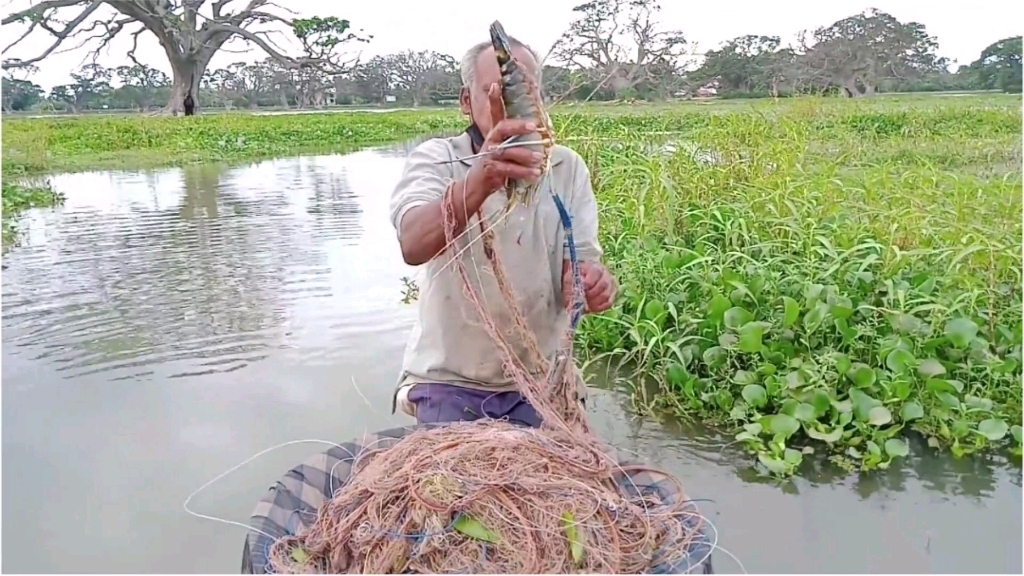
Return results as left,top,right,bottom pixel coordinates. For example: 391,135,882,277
2,93,1021,476
1,180,65,245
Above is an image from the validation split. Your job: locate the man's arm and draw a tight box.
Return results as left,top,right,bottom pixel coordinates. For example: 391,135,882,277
389,140,490,267
390,112,542,267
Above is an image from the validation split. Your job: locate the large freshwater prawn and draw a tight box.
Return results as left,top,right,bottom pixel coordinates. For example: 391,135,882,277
488,20,555,214
440,21,556,218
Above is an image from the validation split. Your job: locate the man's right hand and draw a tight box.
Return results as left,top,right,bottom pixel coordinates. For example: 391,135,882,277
464,83,544,201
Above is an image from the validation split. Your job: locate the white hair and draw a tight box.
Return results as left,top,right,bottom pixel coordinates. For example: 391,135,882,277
459,37,542,89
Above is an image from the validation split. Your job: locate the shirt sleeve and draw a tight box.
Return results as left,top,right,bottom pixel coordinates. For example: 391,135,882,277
389,138,453,239
564,153,604,263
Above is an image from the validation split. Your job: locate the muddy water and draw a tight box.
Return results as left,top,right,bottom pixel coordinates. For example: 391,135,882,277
2,148,1021,574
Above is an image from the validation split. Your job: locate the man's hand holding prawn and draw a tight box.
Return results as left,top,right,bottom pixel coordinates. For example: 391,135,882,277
464,83,544,199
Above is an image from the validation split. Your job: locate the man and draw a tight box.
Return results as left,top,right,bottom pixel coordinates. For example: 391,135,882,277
388,35,617,428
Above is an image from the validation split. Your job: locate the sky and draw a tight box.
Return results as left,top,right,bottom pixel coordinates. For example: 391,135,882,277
3,0,1022,90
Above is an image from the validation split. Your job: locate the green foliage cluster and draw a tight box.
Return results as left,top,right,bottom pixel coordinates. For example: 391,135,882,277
1,110,466,174
567,95,1022,475
2,94,1020,477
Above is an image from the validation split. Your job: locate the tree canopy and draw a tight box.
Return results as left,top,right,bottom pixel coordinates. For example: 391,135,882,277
1,5,1017,115
2,0,369,113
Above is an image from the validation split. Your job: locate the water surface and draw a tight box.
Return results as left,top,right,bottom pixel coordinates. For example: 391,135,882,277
2,147,1020,573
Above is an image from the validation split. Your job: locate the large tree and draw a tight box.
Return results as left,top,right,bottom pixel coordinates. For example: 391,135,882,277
968,36,1022,93
691,35,795,96
1,1,369,114
388,50,459,106
48,62,112,112
551,0,688,99
791,9,945,97
2,76,45,111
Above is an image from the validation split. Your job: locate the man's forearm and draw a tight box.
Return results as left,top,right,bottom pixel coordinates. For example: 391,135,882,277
398,179,489,266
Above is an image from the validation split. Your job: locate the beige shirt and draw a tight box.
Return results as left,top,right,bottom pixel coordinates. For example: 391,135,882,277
389,131,602,409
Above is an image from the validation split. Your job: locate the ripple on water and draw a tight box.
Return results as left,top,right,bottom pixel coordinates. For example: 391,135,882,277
2,152,412,384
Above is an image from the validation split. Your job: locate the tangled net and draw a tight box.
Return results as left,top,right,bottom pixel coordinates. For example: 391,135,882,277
266,180,706,573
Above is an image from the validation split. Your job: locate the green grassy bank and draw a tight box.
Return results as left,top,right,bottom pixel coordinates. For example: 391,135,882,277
2,94,1021,475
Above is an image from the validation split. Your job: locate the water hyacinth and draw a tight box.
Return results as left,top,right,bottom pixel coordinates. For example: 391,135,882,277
3,94,1021,476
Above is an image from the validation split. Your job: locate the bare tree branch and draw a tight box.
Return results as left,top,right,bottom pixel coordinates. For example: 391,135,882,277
2,0,103,68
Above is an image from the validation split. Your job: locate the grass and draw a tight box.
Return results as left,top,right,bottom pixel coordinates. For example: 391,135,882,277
568,94,1022,475
2,93,1021,476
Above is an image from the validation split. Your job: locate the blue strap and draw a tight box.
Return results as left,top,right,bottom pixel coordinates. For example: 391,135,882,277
550,192,584,331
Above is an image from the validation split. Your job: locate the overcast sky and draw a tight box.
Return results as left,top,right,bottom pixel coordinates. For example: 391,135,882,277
3,0,1022,90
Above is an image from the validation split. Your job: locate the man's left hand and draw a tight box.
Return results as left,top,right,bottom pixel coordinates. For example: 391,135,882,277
562,261,618,314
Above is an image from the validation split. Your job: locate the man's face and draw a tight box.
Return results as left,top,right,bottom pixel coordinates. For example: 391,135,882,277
459,45,539,136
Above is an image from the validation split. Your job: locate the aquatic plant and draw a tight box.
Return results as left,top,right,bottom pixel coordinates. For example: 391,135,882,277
572,96,1023,474
1,179,64,245
3,94,1020,475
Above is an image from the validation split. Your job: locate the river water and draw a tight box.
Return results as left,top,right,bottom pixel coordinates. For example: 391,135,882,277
2,146,1021,574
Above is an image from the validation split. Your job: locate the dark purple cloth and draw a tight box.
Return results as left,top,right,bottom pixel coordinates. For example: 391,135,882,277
406,383,543,428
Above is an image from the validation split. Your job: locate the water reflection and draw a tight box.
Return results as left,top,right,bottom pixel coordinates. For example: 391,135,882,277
1,143,1021,574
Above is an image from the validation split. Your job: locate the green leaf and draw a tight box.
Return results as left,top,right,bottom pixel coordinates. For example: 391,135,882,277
810,390,831,417
562,512,585,566
803,302,828,332
738,321,772,353
900,402,924,421
453,514,500,543
702,346,728,370
757,453,789,475
963,395,994,412
644,300,666,323
891,379,912,401
769,413,800,437
806,426,843,443
868,406,893,426
733,370,758,386
926,379,961,396
866,440,882,456
834,353,852,378
291,547,310,564
724,306,754,330
884,438,910,458
849,388,881,422
944,317,978,348
781,296,799,327
846,363,876,387
707,293,731,324
916,358,946,378
936,392,960,409
666,364,688,386
741,384,768,409
977,418,1009,441
885,349,916,374
783,448,804,465
793,402,817,422
1011,425,1022,443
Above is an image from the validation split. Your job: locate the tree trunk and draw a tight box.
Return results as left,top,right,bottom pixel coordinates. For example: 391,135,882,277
164,58,210,115
842,78,863,98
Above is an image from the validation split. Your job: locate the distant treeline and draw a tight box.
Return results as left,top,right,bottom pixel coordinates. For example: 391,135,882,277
2,4,1020,114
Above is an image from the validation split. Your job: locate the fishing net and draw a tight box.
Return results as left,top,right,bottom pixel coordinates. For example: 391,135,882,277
262,180,709,573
